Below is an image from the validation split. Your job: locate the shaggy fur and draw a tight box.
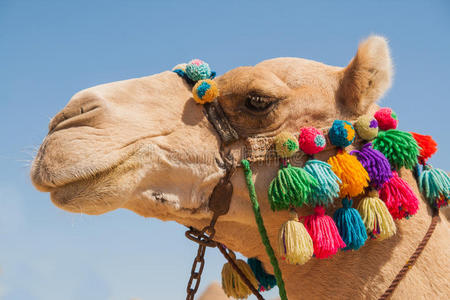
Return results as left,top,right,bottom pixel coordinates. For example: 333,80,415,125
31,36,450,299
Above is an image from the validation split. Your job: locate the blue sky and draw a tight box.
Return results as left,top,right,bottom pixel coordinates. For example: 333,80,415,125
0,1,449,299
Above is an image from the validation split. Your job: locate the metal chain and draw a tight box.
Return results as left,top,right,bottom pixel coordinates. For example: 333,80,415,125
185,223,217,300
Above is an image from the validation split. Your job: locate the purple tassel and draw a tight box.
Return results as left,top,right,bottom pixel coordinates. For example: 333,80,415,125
351,143,392,189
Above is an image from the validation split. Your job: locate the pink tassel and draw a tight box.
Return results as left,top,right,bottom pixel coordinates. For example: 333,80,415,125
379,171,419,219
303,206,346,259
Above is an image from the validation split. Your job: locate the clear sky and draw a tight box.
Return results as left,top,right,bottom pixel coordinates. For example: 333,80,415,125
1,1,449,299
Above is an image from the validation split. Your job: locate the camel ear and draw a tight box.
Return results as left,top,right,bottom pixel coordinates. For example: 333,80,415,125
338,36,393,114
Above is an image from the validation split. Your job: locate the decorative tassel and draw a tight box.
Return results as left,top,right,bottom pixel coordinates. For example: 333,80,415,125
327,150,370,198
303,206,346,258
277,210,313,265
419,165,450,208
372,129,419,170
304,160,341,206
269,132,319,211
221,252,259,299
350,143,392,189
357,190,396,240
247,258,277,292
379,171,419,219
268,163,318,211
410,132,438,165
333,198,368,250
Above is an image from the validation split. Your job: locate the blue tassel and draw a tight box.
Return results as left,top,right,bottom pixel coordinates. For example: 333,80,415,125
304,160,341,206
247,257,277,292
333,198,368,250
419,165,450,208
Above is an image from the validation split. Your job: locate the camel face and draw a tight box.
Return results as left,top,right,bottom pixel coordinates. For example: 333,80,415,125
31,36,392,219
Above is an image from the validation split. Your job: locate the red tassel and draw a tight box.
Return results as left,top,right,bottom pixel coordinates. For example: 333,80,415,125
303,206,346,258
410,132,437,165
379,171,419,219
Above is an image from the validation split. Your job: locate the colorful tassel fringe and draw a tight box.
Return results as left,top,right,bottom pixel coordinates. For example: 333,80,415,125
379,171,419,219
303,206,346,258
327,150,369,198
350,143,392,189
304,160,341,206
268,164,318,211
357,191,396,240
410,132,437,165
419,165,450,208
372,129,419,170
277,210,313,265
247,258,277,292
221,253,259,299
333,198,368,250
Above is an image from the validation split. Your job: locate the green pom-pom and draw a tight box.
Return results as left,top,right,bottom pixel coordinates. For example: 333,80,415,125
372,129,419,169
268,164,318,211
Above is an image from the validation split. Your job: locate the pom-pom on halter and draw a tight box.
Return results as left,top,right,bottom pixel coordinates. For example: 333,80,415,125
192,79,219,104
304,160,341,206
372,129,419,170
277,210,313,265
379,171,419,219
333,198,368,250
298,127,326,154
419,165,450,208
221,251,259,299
355,115,379,141
374,107,398,131
185,59,212,81
411,132,438,165
274,131,299,158
303,206,346,259
358,190,396,240
247,258,277,292
328,120,356,148
351,143,392,189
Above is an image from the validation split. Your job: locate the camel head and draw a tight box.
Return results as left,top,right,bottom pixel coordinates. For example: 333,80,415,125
31,35,392,227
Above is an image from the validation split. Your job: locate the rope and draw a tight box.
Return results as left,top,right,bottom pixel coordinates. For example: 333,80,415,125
241,159,288,300
217,243,265,300
378,208,440,300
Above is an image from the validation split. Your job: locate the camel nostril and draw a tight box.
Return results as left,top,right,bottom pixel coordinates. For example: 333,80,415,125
48,92,104,133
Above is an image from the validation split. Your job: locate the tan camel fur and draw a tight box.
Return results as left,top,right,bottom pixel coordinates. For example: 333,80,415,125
31,36,450,299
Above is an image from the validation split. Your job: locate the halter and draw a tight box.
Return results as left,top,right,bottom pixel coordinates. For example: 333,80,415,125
174,60,448,300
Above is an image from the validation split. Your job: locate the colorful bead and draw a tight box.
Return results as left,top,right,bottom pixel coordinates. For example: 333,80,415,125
328,120,355,147
274,132,299,158
192,79,219,104
185,59,212,81
374,107,398,131
298,127,326,155
355,115,379,140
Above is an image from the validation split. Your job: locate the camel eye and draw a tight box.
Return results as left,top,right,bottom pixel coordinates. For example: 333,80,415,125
244,94,279,115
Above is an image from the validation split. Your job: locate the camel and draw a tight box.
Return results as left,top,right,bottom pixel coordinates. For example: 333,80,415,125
30,35,450,299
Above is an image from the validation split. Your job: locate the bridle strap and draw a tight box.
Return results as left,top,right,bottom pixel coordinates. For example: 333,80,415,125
378,208,440,300
204,101,239,145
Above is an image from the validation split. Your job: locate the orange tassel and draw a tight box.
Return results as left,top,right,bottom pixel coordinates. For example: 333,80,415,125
328,150,369,197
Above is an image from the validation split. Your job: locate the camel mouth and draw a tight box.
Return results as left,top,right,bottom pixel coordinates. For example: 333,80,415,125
244,95,279,115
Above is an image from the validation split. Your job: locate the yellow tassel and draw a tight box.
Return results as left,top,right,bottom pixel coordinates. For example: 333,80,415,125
278,210,313,265
328,150,370,197
357,190,396,240
221,252,259,299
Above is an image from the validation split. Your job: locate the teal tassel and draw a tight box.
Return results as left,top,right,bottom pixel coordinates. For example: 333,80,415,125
304,160,341,206
247,258,277,292
268,164,319,211
333,198,368,250
419,165,450,208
